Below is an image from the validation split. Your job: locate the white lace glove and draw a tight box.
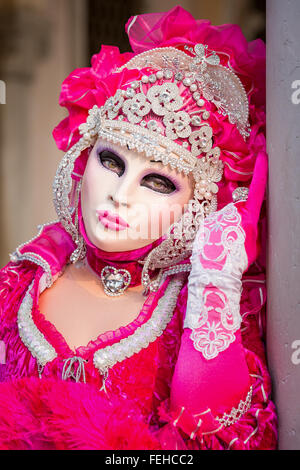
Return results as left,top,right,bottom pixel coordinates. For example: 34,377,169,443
184,151,267,360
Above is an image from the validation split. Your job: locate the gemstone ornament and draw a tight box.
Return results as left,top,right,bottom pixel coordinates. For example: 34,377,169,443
232,187,249,202
100,266,132,296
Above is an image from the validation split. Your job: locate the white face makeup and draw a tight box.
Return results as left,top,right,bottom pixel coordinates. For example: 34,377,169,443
81,138,194,252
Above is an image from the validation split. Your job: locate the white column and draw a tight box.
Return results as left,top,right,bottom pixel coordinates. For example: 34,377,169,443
266,0,300,450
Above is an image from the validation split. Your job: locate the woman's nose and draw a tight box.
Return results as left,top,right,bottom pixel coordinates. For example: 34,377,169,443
109,176,134,208
108,193,127,208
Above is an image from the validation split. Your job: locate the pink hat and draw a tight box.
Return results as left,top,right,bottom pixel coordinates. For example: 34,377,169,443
53,6,266,193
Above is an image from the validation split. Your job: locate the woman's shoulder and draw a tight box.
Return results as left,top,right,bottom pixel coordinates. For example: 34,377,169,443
0,260,37,329
0,221,75,321
5,221,75,285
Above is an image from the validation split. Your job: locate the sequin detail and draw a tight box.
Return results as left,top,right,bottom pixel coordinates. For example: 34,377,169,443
216,386,253,426
17,281,57,367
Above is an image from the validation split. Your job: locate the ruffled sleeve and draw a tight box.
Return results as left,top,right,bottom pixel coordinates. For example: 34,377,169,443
0,260,38,383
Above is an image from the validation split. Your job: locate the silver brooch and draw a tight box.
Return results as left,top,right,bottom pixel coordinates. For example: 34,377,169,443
100,266,131,296
232,187,249,202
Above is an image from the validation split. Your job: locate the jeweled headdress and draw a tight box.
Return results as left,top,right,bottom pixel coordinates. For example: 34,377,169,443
52,7,266,292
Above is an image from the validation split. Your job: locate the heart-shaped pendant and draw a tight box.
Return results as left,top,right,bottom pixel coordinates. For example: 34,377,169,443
100,266,131,296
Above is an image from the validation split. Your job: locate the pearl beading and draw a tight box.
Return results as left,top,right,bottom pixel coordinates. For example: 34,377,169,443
52,49,231,269
96,118,197,176
115,44,250,140
17,281,58,367
232,187,249,202
79,69,224,189
15,262,253,427
52,127,221,281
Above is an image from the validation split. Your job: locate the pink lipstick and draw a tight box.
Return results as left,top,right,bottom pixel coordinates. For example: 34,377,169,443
97,210,129,231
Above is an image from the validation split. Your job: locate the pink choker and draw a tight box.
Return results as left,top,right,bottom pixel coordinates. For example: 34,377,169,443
78,207,163,296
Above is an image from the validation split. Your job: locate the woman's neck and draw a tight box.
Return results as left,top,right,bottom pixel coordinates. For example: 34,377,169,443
67,258,145,299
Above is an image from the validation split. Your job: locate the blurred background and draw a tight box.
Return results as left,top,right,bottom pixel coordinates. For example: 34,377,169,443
0,0,266,266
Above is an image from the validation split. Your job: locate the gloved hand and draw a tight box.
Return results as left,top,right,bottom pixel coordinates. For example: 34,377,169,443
184,150,268,359
169,150,268,421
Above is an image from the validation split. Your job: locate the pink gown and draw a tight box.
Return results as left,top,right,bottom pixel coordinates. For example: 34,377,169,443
0,200,277,450
0,6,277,452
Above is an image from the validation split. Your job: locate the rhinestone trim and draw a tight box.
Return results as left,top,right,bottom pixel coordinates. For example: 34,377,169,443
97,118,197,175
115,45,250,139
52,138,89,260
17,281,58,367
100,266,132,296
215,386,253,427
160,263,192,285
10,220,59,288
232,186,249,202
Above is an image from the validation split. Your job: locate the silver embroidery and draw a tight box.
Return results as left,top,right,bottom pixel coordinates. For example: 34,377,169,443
10,220,59,288
116,45,250,139
232,186,249,202
17,281,57,367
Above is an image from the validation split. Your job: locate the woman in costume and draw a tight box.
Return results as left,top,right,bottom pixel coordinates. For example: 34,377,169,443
0,7,277,450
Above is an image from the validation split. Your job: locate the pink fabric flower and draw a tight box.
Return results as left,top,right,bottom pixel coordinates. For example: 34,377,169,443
126,6,265,108
53,46,134,150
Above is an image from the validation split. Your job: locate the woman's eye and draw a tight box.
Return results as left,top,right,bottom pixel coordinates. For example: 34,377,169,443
98,150,124,176
141,174,176,194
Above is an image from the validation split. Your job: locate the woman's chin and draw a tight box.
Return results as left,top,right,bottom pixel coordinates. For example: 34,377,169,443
90,227,155,252
92,238,154,252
